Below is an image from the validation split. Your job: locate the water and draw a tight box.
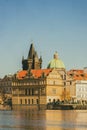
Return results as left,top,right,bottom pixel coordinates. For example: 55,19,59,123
0,110,87,130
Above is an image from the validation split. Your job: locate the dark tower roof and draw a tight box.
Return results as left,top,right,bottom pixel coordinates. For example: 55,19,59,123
28,43,36,59
22,43,42,70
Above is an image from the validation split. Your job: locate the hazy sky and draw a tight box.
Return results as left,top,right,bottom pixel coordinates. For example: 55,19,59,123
0,0,87,77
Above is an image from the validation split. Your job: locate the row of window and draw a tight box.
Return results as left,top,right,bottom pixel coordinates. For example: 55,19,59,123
13,88,46,95
20,98,39,105
64,81,72,86
12,81,45,86
77,84,87,87
77,94,87,98
0,82,11,86
77,87,87,91
4,87,12,92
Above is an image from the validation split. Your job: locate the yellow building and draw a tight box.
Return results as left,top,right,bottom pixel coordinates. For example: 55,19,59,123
12,68,67,109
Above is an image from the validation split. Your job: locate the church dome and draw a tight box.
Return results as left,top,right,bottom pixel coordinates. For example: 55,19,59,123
47,52,65,69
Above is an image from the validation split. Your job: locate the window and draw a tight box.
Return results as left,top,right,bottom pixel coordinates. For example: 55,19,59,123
25,99,27,104
70,81,72,85
20,99,22,104
34,89,38,95
36,99,39,104
53,81,55,85
32,89,34,95
25,89,27,95
28,99,30,104
61,74,66,80
27,89,30,95
41,88,45,95
29,89,31,95
32,99,34,104
64,82,66,86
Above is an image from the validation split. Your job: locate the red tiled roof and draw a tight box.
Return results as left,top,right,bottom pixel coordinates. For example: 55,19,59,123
67,69,87,80
31,69,52,78
17,69,52,79
16,70,27,79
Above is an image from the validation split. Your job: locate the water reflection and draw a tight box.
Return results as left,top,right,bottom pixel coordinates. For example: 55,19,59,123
0,110,87,130
46,110,87,130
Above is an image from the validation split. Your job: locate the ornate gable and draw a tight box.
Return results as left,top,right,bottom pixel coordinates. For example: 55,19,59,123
47,69,62,79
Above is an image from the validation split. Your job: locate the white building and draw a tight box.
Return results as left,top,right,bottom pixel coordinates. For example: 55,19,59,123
76,80,87,101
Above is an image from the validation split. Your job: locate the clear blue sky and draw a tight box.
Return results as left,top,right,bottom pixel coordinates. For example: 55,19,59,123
0,0,87,77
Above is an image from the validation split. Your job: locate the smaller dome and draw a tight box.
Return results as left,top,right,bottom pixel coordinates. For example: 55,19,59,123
47,52,65,69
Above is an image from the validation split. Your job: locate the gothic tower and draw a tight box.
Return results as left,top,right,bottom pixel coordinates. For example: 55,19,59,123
22,43,42,70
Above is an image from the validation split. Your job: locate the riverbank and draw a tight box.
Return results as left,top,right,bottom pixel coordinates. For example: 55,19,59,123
1,103,87,111
47,104,87,110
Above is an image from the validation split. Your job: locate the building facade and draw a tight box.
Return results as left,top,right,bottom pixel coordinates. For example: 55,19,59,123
12,68,69,109
67,69,87,102
76,80,87,101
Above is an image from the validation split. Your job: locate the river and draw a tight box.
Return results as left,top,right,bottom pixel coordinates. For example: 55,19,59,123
0,110,87,130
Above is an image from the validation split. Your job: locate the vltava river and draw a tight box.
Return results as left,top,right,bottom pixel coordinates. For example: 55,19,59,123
0,110,87,130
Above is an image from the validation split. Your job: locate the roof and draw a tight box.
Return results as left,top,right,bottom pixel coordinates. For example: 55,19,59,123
28,43,38,59
17,69,52,79
47,52,65,69
67,69,87,80
47,59,65,69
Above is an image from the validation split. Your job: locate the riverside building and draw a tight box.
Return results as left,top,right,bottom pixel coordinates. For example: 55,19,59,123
0,43,87,109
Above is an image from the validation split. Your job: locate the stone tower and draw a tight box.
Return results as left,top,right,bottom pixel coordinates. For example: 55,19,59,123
22,43,42,70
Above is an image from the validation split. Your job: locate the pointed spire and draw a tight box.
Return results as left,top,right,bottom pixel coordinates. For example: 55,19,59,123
28,43,35,59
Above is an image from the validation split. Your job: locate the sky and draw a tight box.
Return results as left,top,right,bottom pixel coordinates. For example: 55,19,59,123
0,0,87,78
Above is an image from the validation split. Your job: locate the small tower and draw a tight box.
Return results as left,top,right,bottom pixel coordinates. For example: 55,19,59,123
22,43,42,70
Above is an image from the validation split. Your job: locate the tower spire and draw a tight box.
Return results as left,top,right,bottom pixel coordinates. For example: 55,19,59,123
28,43,35,59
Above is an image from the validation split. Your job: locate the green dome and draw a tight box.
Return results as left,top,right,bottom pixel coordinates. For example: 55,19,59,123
47,52,65,69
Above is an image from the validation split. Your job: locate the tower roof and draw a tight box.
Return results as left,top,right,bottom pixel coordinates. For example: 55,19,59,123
22,43,42,70
28,43,36,59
